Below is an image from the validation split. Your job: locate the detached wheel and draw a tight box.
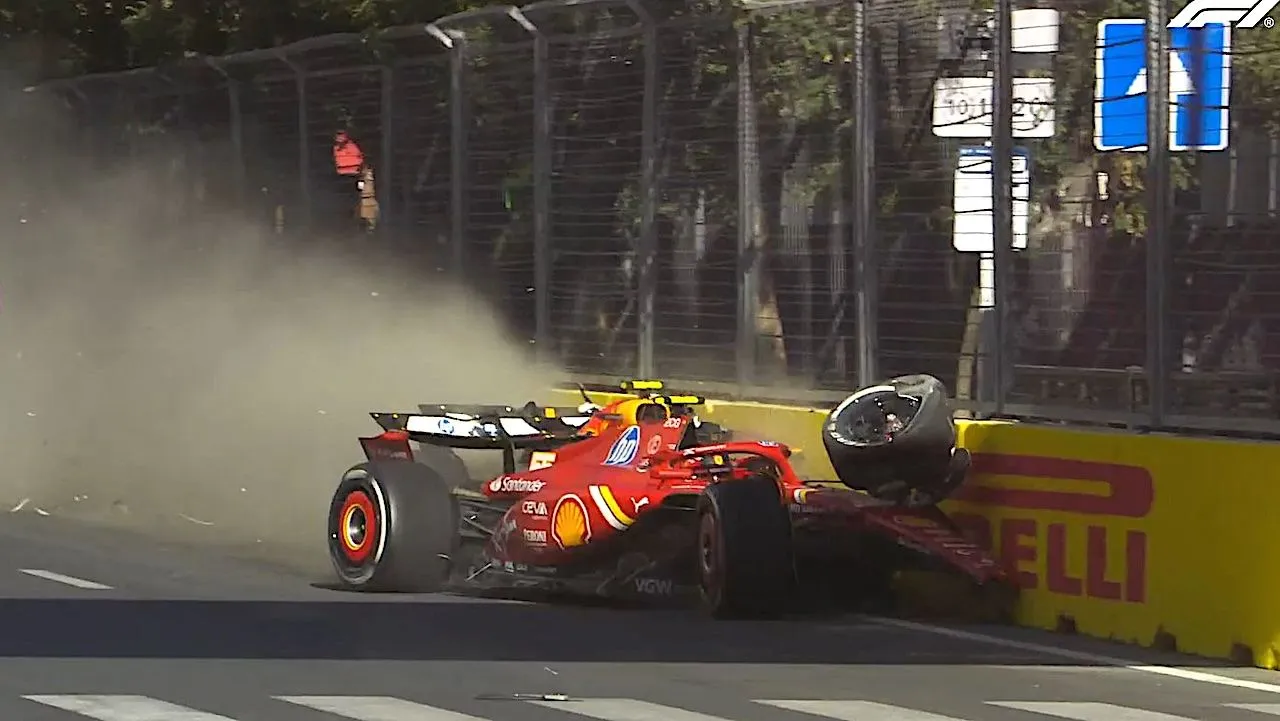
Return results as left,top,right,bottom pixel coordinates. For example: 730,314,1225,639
696,475,794,619
328,460,458,592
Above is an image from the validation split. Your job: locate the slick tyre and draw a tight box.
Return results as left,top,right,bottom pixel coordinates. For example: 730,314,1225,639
413,444,471,489
328,460,459,593
697,476,794,619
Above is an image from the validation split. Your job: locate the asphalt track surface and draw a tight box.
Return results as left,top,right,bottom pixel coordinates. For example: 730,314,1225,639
3,514,1280,721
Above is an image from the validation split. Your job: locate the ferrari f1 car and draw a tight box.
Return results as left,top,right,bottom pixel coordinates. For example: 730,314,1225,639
326,376,1011,618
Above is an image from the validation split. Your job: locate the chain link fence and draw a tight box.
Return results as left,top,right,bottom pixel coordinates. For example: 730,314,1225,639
9,0,1280,435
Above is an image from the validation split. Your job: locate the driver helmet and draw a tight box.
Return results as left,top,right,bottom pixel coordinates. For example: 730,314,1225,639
578,397,665,436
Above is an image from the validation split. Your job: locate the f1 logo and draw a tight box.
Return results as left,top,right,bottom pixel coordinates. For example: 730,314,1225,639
1168,0,1279,28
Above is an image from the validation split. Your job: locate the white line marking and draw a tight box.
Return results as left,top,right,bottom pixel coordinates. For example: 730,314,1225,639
866,616,1280,693
989,701,1197,721
1226,703,1280,715
277,696,491,721
23,695,236,721
528,698,729,721
757,699,970,720
19,568,112,590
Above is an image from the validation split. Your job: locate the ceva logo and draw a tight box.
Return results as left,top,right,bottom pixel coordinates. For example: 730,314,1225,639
603,425,641,466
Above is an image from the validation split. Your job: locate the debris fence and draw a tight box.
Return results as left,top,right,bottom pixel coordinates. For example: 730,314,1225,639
13,0,1280,435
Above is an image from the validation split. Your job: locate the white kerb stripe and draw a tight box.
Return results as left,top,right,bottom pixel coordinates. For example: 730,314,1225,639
757,699,971,721
23,695,236,721
19,568,112,589
277,696,491,721
1226,704,1280,715
528,698,728,721
988,702,1198,721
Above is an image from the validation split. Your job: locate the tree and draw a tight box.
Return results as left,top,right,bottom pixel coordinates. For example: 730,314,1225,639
1037,0,1280,236
12,0,1279,388
2,0,515,80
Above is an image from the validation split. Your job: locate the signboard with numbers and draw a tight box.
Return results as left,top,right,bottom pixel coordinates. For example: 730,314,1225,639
932,77,1056,138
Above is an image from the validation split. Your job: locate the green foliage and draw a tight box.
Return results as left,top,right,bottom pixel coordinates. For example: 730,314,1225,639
1039,0,1280,236
2,0,514,78
10,0,1279,240
748,1,853,204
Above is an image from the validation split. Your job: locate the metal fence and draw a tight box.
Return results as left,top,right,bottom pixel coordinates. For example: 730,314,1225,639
11,0,1280,435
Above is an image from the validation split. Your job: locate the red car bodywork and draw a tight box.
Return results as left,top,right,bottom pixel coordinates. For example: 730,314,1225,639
360,402,1005,589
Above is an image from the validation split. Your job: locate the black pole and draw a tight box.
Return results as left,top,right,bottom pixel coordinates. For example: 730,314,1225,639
991,0,1014,414
851,0,878,388
1145,0,1170,426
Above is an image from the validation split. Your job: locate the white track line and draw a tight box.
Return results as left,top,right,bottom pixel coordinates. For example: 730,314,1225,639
989,701,1197,721
527,698,730,721
19,568,112,590
23,695,236,721
277,696,491,721
758,699,969,720
867,617,1280,693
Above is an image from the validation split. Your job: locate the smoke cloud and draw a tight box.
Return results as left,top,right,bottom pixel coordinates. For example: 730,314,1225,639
0,83,564,576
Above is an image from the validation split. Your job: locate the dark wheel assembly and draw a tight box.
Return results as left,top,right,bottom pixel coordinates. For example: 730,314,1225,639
696,475,794,619
328,460,459,592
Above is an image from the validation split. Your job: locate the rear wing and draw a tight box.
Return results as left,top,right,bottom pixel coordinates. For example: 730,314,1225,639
369,403,593,451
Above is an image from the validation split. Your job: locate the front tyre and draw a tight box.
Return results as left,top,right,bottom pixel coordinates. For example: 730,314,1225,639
328,460,459,592
696,475,794,619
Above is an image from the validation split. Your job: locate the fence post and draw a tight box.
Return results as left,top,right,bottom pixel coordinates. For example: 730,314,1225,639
511,7,554,365
990,0,1015,415
274,49,311,229
428,23,469,277
850,0,879,388
203,58,246,210
736,21,763,392
380,65,395,235
1145,0,1171,428
628,0,659,379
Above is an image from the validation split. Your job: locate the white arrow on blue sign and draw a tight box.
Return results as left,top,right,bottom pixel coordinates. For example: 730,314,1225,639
1094,19,1232,152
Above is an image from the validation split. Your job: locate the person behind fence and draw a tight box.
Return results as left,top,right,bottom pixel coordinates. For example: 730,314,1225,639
331,131,369,231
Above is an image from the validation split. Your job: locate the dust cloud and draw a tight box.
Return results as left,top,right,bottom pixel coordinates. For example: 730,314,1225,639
0,85,564,576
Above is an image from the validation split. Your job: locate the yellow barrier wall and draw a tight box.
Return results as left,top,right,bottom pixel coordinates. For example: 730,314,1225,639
949,421,1280,668
546,388,1280,667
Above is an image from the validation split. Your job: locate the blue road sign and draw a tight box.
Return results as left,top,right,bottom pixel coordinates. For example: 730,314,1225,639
1095,19,1232,152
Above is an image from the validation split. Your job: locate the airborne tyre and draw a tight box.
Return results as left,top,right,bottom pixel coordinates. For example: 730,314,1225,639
328,460,459,592
696,476,794,619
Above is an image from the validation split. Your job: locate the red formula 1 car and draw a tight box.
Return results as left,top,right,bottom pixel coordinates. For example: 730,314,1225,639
326,378,1012,618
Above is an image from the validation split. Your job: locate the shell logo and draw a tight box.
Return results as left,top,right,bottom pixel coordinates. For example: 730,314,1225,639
551,493,591,549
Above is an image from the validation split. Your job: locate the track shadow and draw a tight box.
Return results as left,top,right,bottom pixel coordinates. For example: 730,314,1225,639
0,596,1220,666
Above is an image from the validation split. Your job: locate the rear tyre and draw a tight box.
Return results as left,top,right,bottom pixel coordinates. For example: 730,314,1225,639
696,475,794,619
328,460,459,592
413,444,471,487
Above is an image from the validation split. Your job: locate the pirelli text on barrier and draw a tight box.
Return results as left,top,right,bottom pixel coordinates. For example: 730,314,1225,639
950,454,1154,604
